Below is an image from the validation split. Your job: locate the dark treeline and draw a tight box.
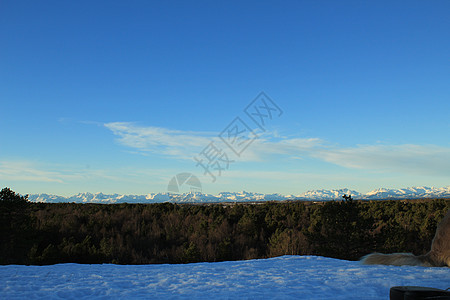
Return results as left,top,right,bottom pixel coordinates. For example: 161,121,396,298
1,188,449,265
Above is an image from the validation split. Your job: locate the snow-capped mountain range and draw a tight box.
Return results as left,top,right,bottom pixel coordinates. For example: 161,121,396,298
28,186,450,204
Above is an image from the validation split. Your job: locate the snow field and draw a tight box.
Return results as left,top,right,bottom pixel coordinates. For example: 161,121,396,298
1,255,449,299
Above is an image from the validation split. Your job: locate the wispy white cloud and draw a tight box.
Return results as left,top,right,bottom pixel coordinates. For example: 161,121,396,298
104,122,450,177
313,144,450,176
104,122,214,159
0,161,138,184
239,136,323,161
104,122,323,161
0,161,73,183
0,160,179,188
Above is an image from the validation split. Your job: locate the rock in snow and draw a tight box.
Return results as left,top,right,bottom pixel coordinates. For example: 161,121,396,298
0,256,449,299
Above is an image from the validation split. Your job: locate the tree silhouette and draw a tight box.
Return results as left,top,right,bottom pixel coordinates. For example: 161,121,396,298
0,187,31,264
0,187,29,204
342,194,353,202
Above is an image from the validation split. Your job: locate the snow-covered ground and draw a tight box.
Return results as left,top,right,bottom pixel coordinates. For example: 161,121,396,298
1,256,449,299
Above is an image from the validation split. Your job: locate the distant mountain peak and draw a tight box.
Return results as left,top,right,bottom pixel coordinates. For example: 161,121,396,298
28,186,450,204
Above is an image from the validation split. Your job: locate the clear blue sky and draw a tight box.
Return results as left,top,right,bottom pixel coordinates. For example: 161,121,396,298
1,0,449,196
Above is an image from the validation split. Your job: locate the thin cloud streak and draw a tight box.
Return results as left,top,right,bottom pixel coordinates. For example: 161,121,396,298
104,122,450,177
241,136,324,161
0,160,179,186
0,161,73,183
104,122,323,161
313,144,450,176
105,122,214,159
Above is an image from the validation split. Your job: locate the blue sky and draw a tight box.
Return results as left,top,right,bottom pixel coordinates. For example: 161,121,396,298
1,1,449,196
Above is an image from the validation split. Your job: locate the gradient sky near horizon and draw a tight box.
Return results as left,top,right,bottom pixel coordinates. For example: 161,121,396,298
1,1,449,196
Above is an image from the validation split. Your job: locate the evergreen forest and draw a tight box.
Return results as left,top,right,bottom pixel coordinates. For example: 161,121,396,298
1,187,448,265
